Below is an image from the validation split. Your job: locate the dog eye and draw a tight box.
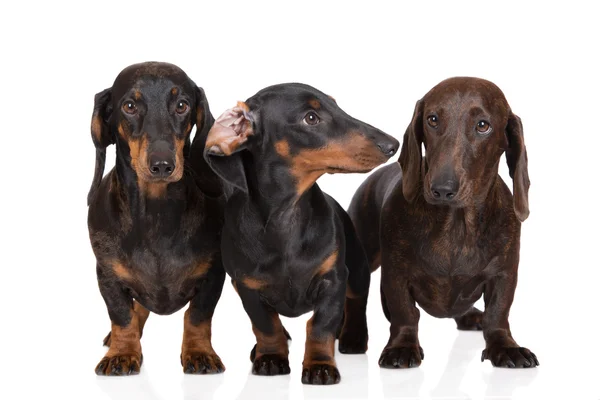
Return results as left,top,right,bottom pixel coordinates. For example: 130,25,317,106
427,115,438,128
476,120,492,134
303,112,320,126
176,101,189,115
122,101,137,115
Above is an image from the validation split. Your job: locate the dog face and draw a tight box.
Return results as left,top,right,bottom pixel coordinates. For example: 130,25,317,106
204,83,399,194
400,77,530,221
88,62,211,202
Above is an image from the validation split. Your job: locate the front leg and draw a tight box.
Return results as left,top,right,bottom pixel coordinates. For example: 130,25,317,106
302,266,346,385
481,269,538,368
378,253,423,369
236,283,290,376
181,262,226,374
103,301,150,347
95,264,142,376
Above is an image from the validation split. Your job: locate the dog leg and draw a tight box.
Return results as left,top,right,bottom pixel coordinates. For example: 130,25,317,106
237,284,290,376
95,266,142,376
481,274,539,368
181,263,226,374
103,301,149,346
302,269,345,385
338,209,370,354
378,257,423,369
454,306,483,331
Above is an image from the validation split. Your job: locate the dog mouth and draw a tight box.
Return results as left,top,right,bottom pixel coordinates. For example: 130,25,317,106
424,195,462,207
327,166,374,174
422,187,469,207
325,152,387,174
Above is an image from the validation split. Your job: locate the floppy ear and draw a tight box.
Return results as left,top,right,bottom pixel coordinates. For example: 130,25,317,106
203,103,255,193
88,88,114,205
193,85,215,143
505,111,530,222
399,100,424,202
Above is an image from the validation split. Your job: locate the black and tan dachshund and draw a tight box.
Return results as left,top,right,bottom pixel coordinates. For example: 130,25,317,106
203,83,399,384
88,62,227,375
348,77,538,369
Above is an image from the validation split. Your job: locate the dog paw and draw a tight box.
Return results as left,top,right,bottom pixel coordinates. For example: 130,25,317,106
181,352,225,374
338,328,368,354
481,346,539,368
378,346,424,368
301,364,340,385
455,308,483,331
95,353,142,376
252,354,291,376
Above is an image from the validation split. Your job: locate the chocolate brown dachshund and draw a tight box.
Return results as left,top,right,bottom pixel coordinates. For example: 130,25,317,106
348,77,538,368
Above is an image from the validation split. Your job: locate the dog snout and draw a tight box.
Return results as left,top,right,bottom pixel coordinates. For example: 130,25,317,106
148,140,175,178
377,141,398,157
430,179,459,201
370,129,399,158
149,155,174,177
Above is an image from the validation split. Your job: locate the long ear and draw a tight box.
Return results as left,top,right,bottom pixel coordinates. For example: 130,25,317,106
505,111,530,222
193,85,215,144
203,103,255,193
399,100,424,202
88,88,114,205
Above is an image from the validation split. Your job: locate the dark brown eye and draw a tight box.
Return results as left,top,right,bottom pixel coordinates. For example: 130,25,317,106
176,100,189,115
122,101,137,115
476,120,492,134
303,111,320,125
427,115,438,127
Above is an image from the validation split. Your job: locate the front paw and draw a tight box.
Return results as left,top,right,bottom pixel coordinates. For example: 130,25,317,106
481,346,539,368
95,353,142,376
301,364,340,385
378,346,424,368
252,354,290,376
455,308,483,331
181,351,225,374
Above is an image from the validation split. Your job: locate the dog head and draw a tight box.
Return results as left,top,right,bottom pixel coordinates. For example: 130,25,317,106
88,62,211,203
399,77,530,221
204,83,399,195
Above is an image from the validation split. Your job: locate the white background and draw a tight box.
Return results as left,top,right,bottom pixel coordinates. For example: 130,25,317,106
1,1,599,399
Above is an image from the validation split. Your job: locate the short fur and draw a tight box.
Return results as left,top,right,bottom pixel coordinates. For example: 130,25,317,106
348,77,538,369
88,62,226,376
204,83,399,384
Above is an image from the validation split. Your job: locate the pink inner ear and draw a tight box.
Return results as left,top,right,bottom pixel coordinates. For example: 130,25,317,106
206,106,253,155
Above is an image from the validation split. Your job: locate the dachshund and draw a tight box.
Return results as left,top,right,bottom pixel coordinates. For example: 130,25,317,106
203,83,399,384
87,62,226,375
348,77,538,369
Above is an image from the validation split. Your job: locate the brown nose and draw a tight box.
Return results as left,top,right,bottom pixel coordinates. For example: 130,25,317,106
431,180,458,201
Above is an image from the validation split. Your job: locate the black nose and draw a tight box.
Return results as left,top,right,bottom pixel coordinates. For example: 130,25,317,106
431,180,459,201
149,154,174,178
377,141,398,157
